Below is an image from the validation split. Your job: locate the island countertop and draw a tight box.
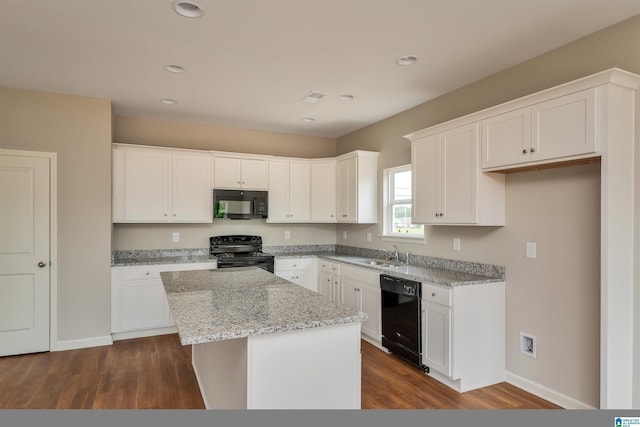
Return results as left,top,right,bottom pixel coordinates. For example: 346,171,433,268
161,267,367,346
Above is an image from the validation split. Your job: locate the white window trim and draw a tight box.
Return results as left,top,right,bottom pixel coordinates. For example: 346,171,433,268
382,164,424,242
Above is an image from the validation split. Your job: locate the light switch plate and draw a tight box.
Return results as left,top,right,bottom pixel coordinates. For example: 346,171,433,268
526,241,537,259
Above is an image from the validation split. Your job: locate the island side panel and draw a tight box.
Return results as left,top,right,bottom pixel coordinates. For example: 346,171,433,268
192,337,248,409
246,322,362,409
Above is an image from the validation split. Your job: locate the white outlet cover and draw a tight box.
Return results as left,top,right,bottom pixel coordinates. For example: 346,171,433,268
367,232,372,242
284,230,290,240
526,241,537,259
172,232,179,242
343,231,348,240
453,237,461,251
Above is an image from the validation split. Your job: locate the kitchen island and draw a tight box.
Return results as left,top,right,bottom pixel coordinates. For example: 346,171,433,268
160,267,366,409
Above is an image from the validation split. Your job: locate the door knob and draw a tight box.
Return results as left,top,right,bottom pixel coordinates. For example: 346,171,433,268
38,261,47,268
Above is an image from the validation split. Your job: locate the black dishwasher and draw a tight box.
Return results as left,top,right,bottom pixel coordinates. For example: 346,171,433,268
380,274,427,371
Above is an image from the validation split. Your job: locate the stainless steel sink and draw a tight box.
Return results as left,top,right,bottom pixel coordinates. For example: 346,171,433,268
368,260,392,267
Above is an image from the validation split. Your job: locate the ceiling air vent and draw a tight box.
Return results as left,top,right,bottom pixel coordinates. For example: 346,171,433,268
302,91,326,103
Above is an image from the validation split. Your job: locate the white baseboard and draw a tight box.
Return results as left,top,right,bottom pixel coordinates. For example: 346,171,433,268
111,326,177,341
505,370,597,409
53,335,113,352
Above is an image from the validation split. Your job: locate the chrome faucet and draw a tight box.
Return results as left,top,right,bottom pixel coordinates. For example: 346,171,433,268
379,246,400,262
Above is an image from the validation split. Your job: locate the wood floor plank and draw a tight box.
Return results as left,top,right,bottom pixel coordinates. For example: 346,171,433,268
0,334,561,410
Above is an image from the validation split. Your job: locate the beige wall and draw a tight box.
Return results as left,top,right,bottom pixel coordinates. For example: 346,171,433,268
0,87,112,343
114,115,337,158
336,15,640,408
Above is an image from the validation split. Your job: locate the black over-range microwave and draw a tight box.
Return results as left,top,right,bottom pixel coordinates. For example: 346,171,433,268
213,189,268,219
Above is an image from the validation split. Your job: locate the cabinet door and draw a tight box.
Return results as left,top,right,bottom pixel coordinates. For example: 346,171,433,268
336,157,357,222
360,285,381,341
481,107,530,168
441,123,478,224
213,157,243,189
288,162,311,222
532,88,596,162
267,160,290,221
311,161,337,222
172,153,212,222
341,277,360,312
411,135,440,223
120,278,172,331
423,301,451,377
123,149,171,222
318,271,332,299
332,276,342,303
240,159,269,190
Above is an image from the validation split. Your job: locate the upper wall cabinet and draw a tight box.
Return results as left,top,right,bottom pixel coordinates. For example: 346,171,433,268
267,160,311,223
213,156,268,190
410,123,505,225
482,88,596,169
310,159,337,222
112,144,212,223
336,151,379,224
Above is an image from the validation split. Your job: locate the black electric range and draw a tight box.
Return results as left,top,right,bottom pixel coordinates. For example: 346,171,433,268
209,235,274,273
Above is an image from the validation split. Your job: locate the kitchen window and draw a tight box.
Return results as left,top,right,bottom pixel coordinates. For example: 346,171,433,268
382,165,424,240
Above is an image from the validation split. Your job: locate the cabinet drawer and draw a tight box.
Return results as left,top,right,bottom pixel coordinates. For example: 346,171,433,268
318,259,334,273
275,257,315,271
422,283,452,306
121,265,168,281
341,264,380,285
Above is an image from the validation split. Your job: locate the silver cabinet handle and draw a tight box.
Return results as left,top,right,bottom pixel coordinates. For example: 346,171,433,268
37,261,47,268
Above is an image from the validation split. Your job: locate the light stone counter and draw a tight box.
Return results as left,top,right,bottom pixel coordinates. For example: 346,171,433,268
161,267,366,345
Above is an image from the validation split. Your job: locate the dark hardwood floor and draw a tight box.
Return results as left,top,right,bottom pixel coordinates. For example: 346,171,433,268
0,334,560,409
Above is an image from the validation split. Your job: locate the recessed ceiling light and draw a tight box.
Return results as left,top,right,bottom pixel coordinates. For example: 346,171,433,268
395,55,418,66
172,1,203,18
338,94,355,101
160,98,178,105
164,64,187,74
301,117,316,123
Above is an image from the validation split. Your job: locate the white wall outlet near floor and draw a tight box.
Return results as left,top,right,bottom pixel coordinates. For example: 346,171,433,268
526,241,537,259
343,231,348,240
284,230,290,240
172,232,179,242
453,237,461,251
520,332,537,359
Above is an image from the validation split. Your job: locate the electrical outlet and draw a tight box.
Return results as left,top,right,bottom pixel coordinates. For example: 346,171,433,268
367,232,372,242
343,231,348,240
453,237,461,251
172,232,179,242
284,230,290,240
526,242,537,259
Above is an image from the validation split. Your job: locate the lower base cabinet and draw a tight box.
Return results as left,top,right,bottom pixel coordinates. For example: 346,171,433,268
111,262,215,339
421,281,505,392
274,257,318,292
339,264,381,343
318,260,341,302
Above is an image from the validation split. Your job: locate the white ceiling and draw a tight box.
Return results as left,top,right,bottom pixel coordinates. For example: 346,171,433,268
1,1,639,139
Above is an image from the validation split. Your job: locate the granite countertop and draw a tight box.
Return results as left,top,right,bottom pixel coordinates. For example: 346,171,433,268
161,267,367,346
272,252,501,287
112,249,217,267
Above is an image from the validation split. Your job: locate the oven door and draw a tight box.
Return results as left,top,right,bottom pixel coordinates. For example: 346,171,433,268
216,258,274,273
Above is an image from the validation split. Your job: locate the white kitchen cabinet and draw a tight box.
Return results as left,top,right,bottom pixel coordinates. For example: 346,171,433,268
410,123,505,225
336,151,379,224
274,257,317,292
482,88,596,169
267,160,311,222
213,156,268,190
421,281,505,393
111,262,215,339
340,264,381,343
318,260,341,302
112,144,212,223
310,160,337,222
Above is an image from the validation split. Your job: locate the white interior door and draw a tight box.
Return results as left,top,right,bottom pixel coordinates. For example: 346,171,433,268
0,153,51,356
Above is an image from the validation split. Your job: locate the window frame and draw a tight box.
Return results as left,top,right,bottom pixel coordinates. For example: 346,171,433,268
382,164,424,241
